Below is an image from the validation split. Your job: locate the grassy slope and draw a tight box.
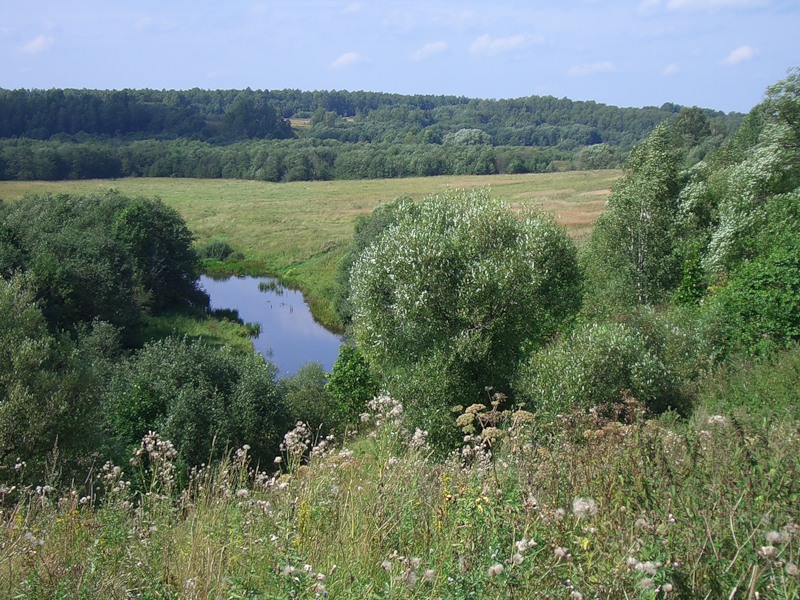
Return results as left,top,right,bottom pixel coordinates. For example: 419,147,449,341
0,171,618,330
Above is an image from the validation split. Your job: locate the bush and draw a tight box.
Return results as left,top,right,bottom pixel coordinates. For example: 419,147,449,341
325,345,379,427
196,240,238,262
350,189,581,446
279,362,338,434
515,322,678,421
106,337,289,468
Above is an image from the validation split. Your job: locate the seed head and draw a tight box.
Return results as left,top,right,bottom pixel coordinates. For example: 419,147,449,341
488,563,505,576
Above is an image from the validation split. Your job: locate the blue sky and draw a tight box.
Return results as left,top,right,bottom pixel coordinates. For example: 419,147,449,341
2,0,798,113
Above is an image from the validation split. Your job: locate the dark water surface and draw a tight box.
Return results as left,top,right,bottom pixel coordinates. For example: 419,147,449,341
199,275,341,376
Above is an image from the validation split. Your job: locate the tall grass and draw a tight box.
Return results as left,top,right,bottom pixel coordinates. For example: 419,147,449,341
3,386,798,598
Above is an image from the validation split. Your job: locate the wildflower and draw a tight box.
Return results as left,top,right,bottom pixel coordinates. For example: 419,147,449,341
634,517,648,529
410,557,422,570
639,578,654,590
511,553,524,565
281,565,296,577
662,582,674,593
786,563,798,576
626,556,638,567
765,530,782,544
759,545,778,560
554,547,570,561
235,489,250,499
572,497,598,519
516,538,529,553
381,560,392,571
488,563,505,576
707,415,727,425
423,569,435,583
570,592,583,600
555,508,566,520
404,571,418,587
312,581,327,596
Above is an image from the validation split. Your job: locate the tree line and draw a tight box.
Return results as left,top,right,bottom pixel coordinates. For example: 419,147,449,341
0,87,742,182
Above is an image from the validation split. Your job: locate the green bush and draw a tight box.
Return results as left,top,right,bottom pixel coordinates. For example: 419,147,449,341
196,240,238,262
515,322,678,420
349,189,581,447
280,363,339,434
106,337,289,468
325,345,379,427
0,274,107,482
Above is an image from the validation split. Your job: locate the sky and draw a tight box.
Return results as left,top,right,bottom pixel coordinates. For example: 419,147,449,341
2,0,798,114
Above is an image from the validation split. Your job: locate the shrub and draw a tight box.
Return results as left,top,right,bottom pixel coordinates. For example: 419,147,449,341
350,189,581,446
279,362,339,434
515,322,678,421
325,345,379,427
106,337,289,468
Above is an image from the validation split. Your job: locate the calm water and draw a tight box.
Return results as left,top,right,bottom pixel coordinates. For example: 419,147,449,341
198,275,342,376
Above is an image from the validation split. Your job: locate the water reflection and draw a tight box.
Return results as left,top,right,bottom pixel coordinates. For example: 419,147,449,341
199,275,341,376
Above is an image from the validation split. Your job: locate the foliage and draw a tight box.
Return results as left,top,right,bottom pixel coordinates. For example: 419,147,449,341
325,345,379,427
0,191,206,336
581,123,685,316
707,230,800,356
195,240,240,262
106,337,289,468
350,189,581,445
278,362,339,434
698,344,800,420
516,322,677,420
0,274,109,481
333,195,417,325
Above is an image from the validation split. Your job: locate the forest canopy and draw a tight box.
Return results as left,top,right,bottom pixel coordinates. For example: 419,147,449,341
0,87,742,181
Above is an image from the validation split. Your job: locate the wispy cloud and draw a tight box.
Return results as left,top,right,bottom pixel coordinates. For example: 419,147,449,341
723,45,756,64
343,2,362,14
411,41,448,61
567,61,615,77
666,0,767,10
17,34,54,55
469,34,536,57
330,51,362,69
663,63,679,75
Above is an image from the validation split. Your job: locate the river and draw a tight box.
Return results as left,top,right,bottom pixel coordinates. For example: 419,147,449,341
198,275,342,376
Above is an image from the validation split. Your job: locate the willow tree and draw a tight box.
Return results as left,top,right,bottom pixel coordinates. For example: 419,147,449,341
349,189,581,445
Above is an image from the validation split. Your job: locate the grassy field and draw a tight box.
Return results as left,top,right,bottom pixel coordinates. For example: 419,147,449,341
0,171,618,328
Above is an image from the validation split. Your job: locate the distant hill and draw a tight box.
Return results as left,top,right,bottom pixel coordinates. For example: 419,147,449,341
0,88,743,181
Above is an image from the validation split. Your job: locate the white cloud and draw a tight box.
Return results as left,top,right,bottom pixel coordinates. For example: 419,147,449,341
666,0,767,10
411,41,448,61
469,34,536,57
567,61,615,77
723,45,756,65
17,35,54,55
330,51,362,69
663,63,679,75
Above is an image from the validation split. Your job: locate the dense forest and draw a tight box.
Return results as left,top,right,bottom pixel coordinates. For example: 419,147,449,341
0,87,741,181
0,69,799,597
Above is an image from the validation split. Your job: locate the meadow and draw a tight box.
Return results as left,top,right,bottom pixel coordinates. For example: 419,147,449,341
0,170,618,329
2,171,799,598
